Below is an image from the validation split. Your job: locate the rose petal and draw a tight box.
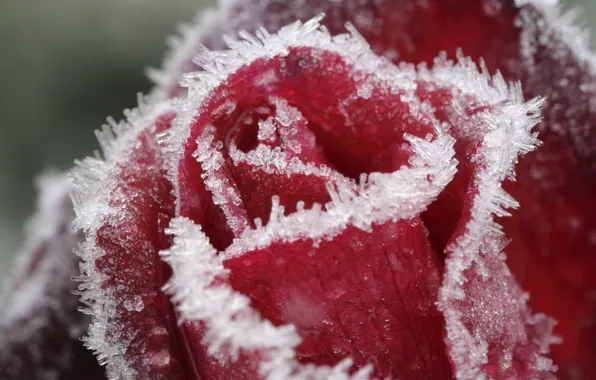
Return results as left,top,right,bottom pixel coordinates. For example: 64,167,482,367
332,1,596,376
0,173,105,380
228,145,344,224
225,99,345,224
162,217,372,380
166,23,439,239
499,5,596,378
224,218,450,379
71,102,196,380
163,126,456,378
414,57,558,378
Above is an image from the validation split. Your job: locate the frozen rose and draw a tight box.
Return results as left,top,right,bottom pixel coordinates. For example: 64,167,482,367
2,1,595,379
72,13,554,380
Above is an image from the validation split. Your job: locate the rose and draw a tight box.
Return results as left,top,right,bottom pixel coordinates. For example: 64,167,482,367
76,17,553,379
0,1,594,379
68,5,563,380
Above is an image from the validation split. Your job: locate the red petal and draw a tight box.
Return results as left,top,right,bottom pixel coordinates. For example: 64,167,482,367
172,42,437,241
0,173,105,380
345,1,596,376
224,218,451,379
72,105,197,380
162,218,362,380
499,6,596,378
365,2,596,377
228,147,338,225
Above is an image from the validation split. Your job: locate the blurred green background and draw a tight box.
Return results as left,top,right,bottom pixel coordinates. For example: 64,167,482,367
0,0,593,279
0,0,214,279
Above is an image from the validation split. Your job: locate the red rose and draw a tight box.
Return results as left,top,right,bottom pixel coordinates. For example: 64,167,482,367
1,1,595,380
70,9,560,380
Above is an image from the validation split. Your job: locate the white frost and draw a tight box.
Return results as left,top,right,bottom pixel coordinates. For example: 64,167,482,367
425,54,557,380
148,0,249,99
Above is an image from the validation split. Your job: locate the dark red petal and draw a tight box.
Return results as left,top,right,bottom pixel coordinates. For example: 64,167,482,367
370,2,596,377
0,173,105,380
152,0,519,99
72,105,197,380
355,1,596,376
498,6,596,378
224,218,450,379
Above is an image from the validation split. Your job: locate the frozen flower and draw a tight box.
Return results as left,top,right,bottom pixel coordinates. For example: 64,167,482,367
2,1,595,379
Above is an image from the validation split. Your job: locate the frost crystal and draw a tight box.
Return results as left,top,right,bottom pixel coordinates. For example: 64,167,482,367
71,98,188,380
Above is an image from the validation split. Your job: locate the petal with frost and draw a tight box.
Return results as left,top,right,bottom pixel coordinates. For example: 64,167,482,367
72,104,195,380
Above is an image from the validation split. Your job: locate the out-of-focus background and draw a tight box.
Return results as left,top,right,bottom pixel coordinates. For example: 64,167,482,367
0,0,213,279
0,0,593,279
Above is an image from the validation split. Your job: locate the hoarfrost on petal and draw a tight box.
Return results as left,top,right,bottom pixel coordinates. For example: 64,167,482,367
161,217,376,380
417,57,557,379
71,98,191,380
